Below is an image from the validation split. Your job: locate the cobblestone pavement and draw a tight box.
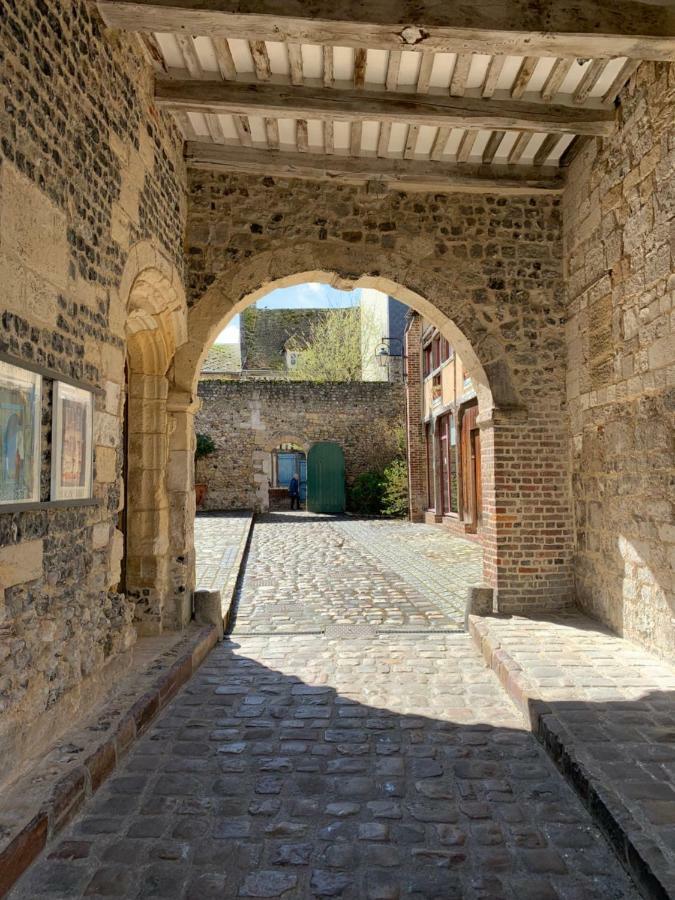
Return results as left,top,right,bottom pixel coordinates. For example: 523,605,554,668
195,512,252,593
10,632,638,899
474,614,675,892
232,514,482,634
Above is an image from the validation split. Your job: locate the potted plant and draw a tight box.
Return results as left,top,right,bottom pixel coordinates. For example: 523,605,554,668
194,432,216,508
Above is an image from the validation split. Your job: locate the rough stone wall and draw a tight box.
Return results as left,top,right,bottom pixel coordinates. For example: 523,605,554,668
185,175,573,611
563,61,675,659
195,380,405,511
0,0,187,765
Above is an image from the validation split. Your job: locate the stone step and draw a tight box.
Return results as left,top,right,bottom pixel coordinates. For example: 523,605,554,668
469,613,675,900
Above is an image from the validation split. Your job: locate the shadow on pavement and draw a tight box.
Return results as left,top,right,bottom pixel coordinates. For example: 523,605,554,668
9,636,645,900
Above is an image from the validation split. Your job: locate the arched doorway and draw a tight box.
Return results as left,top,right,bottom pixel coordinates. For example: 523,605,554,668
270,443,307,510
120,243,189,635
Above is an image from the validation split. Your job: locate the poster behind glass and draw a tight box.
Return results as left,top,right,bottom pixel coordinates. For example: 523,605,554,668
0,361,41,505
51,382,93,501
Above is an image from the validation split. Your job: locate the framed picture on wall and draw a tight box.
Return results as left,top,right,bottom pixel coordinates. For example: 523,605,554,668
0,361,42,505
51,381,94,501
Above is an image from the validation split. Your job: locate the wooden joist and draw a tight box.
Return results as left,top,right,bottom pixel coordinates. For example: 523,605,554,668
97,1,675,61
185,141,567,194
155,78,616,136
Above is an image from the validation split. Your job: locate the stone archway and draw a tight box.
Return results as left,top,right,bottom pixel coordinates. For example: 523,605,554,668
168,234,574,616
121,242,189,634
170,244,526,606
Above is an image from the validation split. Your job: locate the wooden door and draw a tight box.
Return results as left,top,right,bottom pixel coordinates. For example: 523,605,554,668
307,441,345,513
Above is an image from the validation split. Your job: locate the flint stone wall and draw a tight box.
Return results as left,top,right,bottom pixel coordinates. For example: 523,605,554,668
196,380,405,511
563,61,675,659
0,0,187,770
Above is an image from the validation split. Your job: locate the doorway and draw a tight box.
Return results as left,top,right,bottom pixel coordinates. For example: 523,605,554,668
271,444,307,509
460,400,481,532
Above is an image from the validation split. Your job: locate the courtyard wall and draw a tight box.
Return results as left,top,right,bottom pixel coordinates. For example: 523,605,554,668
195,379,405,511
563,61,675,659
0,1,188,768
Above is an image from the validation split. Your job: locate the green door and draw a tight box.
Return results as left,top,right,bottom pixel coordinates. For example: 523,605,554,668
307,442,345,513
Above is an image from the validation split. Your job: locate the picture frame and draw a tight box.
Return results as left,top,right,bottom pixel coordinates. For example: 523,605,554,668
51,381,93,501
0,361,42,505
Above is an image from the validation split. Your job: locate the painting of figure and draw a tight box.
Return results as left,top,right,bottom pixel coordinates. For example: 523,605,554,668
51,382,93,501
0,361,41,505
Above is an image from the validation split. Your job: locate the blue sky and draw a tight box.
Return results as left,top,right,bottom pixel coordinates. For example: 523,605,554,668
216,283,361,343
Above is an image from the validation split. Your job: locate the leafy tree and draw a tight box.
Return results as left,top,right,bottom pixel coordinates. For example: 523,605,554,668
381,459,409,517
290,306,378,382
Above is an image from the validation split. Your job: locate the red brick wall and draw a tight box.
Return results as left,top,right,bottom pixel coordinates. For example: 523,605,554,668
490,413,574,611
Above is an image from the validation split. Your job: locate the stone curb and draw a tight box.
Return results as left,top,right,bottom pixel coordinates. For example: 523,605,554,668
221,512,254,632
0,624,218,898
468,615,671,900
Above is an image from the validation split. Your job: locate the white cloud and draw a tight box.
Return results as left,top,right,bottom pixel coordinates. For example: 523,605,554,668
216,315,240,344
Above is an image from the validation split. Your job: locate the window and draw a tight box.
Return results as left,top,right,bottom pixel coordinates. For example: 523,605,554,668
437,413,458,515
432,335,441,370
423,343,433,378
440,338,452,363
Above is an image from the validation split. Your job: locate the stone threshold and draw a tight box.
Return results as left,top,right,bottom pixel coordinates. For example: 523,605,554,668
469,614,673,900
0,624,218,897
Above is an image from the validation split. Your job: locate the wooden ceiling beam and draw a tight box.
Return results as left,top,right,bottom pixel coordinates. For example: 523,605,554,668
96,1,675,61
155,78,615,136
185,141,567,194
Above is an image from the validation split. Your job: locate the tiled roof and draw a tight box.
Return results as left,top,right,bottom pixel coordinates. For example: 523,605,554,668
201,343,242,374
241,308,330,370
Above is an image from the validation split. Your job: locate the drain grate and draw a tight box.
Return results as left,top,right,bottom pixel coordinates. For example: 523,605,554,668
324,624,377,638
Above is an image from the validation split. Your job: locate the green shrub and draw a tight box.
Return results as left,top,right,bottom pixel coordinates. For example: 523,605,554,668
347,470,385,515
195,432,216,460
381,459,409,518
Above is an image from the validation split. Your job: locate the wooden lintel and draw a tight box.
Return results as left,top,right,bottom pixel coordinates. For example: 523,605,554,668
96,1,675,61
156,78,615,136
184,141,567,195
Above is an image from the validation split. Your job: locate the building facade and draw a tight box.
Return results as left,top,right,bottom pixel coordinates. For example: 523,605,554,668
405,313,485,544
0,0,673,794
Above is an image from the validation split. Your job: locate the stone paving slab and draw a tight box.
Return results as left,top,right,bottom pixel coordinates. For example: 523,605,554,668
230,513,482,634
9,631,639,900
470,613,675,899
0,625,218,898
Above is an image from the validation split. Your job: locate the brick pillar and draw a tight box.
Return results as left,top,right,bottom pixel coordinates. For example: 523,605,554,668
404,315,426,522
488,407,574,613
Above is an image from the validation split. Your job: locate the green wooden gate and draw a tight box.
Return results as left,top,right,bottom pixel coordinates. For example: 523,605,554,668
307,442,345,514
